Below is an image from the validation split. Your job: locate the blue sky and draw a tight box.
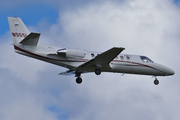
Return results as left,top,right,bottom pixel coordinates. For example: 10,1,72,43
0,3,58,36
0,0,103,36
1,0,180,120
1,0,179,36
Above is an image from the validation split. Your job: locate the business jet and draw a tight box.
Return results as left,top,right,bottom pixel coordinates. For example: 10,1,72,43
8,17,175,85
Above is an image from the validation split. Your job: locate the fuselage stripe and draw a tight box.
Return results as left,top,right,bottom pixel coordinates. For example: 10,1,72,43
14,45,165,74
14,45,87,62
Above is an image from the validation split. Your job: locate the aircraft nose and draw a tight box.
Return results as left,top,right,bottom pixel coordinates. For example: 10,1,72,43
161,65,175,76
156,63,175,76
166,68,175,76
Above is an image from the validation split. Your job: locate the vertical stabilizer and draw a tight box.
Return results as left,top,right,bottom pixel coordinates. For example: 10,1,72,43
8,17,30,45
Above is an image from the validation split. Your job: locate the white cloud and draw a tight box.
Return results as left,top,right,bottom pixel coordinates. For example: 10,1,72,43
0,96,57,120
1,0,180,120
49,0,180,119
58,0,180,55
0,40,48,83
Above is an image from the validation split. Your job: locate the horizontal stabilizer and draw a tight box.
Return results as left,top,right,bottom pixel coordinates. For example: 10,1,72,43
20,32,40,46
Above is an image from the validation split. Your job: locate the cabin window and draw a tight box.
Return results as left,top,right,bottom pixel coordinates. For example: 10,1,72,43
140,56,153,63
91,53,95,57
126,55,130,60
120,56,124,60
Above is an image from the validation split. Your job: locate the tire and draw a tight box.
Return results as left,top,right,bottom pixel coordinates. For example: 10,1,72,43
154,79,159,85
95,68,101,75
76,77,82,84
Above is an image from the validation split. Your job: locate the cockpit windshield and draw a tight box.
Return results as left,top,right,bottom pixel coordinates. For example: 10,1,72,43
140,56,153,63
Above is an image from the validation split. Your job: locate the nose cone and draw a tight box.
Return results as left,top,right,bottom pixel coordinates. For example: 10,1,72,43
155,63,175,76
160,64,175,76
166,68,175,76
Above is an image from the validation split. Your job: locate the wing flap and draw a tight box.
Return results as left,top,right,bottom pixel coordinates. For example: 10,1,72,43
59,70,75,76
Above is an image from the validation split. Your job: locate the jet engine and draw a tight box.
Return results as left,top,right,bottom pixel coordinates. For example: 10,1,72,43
57,48,86,58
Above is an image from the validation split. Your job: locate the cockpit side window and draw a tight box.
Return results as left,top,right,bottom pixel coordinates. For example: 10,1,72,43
140,56,153,63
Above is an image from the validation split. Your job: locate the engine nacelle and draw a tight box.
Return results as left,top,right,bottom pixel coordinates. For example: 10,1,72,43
57,48,86,58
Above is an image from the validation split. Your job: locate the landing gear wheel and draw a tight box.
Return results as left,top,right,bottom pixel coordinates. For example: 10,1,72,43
76,77,82,84
154,79,159,85
95,68,101,75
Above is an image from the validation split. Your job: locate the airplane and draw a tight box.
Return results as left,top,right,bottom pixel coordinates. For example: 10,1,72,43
8,17,175,85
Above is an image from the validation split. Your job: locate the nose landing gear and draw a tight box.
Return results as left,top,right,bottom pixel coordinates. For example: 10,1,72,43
153,77,159,85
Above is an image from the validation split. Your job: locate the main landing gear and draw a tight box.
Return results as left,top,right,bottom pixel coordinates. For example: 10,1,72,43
75,68,102,84
95,68,101,75
75,72,82,84
76,77,82,84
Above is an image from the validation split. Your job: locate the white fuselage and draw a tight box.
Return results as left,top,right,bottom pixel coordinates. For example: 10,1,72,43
14,44,175,77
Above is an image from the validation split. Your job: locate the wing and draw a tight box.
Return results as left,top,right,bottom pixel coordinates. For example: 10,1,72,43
59,47,125,75
74,47,125,72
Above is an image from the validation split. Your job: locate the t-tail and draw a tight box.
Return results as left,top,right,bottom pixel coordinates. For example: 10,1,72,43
8,17,40,46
